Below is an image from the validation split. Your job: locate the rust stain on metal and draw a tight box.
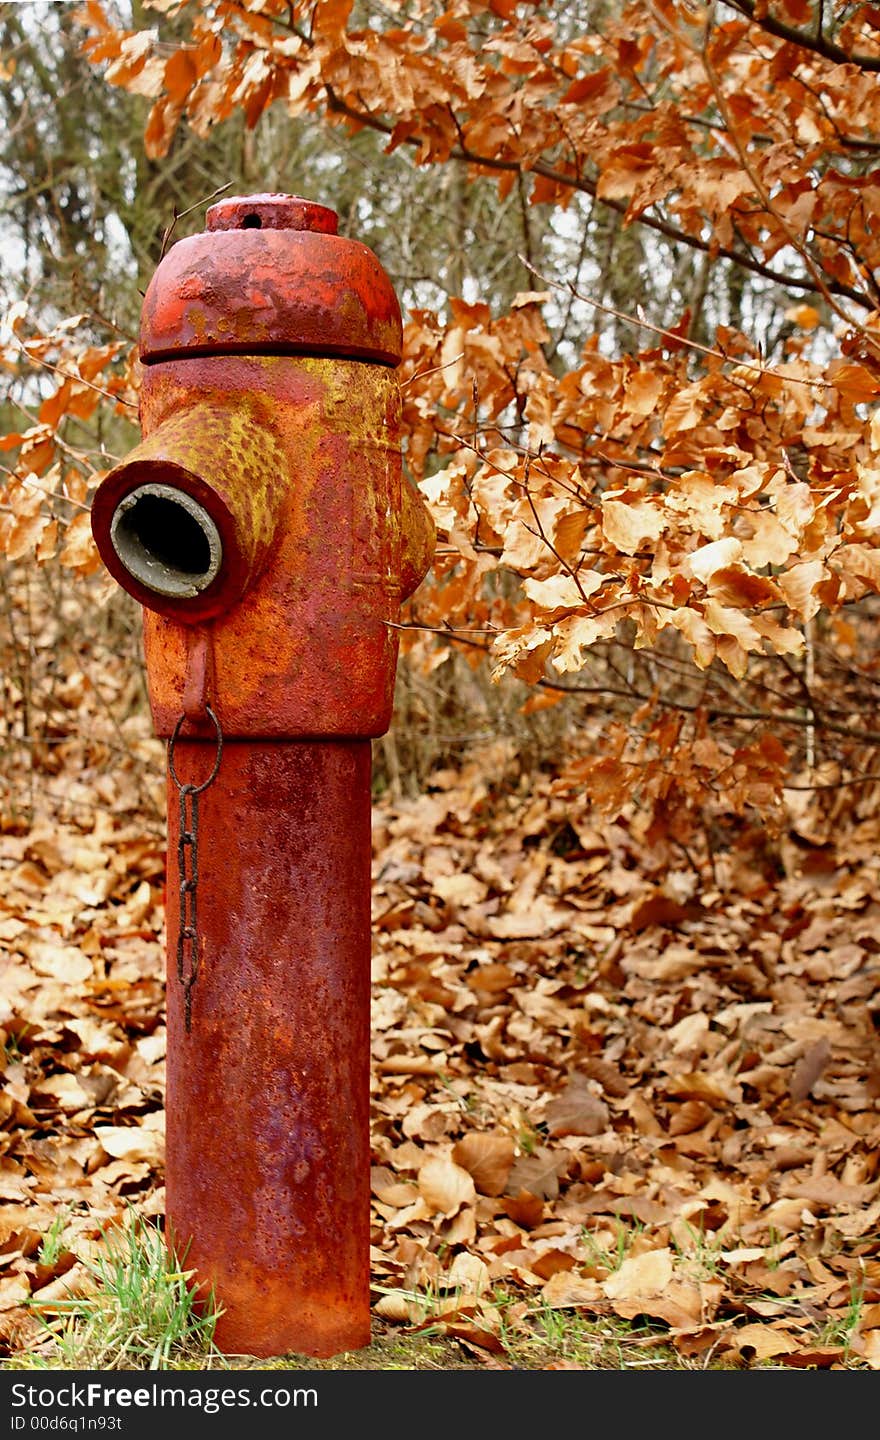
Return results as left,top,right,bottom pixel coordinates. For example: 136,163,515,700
92,398,288,623
165,739,372,1358
127,355,432,738
181,628,216,723
89,194,435,1358
141,194,402,366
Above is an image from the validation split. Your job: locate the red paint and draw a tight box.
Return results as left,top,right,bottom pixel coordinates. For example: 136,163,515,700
125,354,432,740
206,194,339,234
165,739,372,1358
141,194,402,366
89,195,435,1358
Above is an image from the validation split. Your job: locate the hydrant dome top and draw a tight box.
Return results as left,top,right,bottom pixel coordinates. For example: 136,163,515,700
140,192,402,367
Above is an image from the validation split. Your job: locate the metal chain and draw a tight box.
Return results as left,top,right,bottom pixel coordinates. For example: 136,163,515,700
167,703,223,1034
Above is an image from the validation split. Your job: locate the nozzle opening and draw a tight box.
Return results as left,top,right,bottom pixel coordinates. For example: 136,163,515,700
109,483,222,599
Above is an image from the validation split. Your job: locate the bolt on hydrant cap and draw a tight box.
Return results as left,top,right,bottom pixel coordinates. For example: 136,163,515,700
140,192,402,367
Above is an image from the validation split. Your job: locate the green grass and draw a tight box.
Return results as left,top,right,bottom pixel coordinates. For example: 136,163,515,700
671,1221,727,1282
580,1219,646,1273
819,1278,865,1359
16,1210,224,1371
5,1210,870,1372
36,1213,69,1269
2,1025,28,1062
10,1213,698,1371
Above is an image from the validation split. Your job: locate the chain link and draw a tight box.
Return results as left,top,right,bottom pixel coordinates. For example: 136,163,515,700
167,704,223,1034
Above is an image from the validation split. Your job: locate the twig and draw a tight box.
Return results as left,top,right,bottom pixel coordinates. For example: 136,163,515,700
11,337,137,410
727,0,880,71
517,256,831,392
158,182,232,262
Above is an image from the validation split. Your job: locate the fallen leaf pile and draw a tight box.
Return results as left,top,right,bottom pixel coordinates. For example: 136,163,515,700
365,746,880,1367
2,713,879,1369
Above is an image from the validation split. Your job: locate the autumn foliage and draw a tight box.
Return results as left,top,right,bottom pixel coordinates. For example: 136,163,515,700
3,0,880,839
3,0,880,1370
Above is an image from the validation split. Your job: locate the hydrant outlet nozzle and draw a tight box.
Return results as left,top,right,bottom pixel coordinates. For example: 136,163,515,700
91,399,288,623
110,483,223,600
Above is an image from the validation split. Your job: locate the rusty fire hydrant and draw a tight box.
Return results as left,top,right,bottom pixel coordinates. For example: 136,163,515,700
90,194,435,1358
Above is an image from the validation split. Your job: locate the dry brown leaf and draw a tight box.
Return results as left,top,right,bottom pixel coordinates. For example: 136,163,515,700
777,1346,846,1369
375,1055,445,1076
446,1250,490,1295
581,1057,630,1098
29,1262,95,1306
501,1192,545,1229
668,1099,713,1135
417,1157,476,1218
30,1074,92,1112
861,1331,880,1370
544,1075,610,1137
373,1291,418,1323
371,1166,419,1207
431,873,488,908
57,511,98,570
782,1175,875,1207
441,1321,506,1354
663,1072,743,1105
531,1248,577,1280
603,1248,674,1304
541,1270,605,1309
602,497,667,553
0,1275,30,1312
25,942,93,985
506,1147,569,1201
95,1123,164,1165
607,1274,721,1329
452,1132,515,1196
789,1036,831,1103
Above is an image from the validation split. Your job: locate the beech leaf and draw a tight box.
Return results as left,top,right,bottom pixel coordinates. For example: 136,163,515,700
544,1075,610,1137
417,1157,476,1218
505,1147,569,1201
452,1133,515,1196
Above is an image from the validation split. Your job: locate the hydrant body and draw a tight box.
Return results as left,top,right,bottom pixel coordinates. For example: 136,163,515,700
90,196,434,1357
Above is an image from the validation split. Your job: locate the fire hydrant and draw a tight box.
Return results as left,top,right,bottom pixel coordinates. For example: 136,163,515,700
90,194,435,1358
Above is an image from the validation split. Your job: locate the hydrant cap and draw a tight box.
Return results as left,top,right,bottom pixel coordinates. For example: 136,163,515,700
140,194,402,366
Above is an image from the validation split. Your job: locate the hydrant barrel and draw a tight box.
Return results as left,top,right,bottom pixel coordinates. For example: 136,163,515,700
90,195,435,1357
166,738,373,1359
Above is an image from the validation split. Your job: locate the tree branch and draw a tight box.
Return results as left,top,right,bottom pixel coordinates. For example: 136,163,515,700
728,0,880,72
321,88,872,311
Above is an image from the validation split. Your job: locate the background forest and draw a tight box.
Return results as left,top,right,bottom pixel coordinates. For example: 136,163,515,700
1,0,880,1370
